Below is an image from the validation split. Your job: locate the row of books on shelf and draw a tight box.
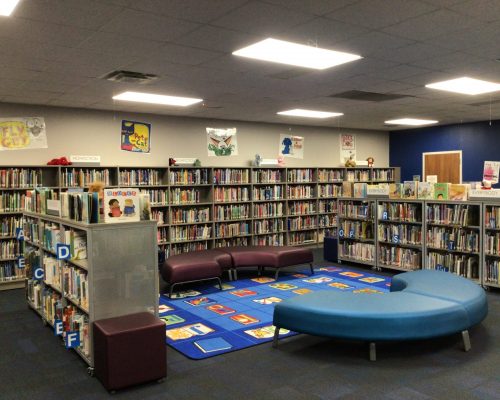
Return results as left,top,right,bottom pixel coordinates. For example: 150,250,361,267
1,240,21,259
377,202,421,222
484,206,500,229
319,200,337,213
0,216,22,237
171,207,210,224
61,168,110,187
338,202,373,218
426,252,479,279
214,187,250,202
141,189,168,205
170,169,209,185
252,169,283,183
254,219,285,234
426,204,478,226
253,185,284,201
214,204,250,221
119,169,161,186
288,169,314,183
378,246,421,270
287,185,314,199
40,222,87,260
254,233,285,246
289,231,317,245
0,261,25,281
287,216,316,231
214,222,250,238
253,203,284,218
339,242,375,262
426,228,479,253
213,168,249,184
484,260,500,284
0,168,42,188
171,225,212,242
0,192,26,212
378,224,421,245
484,232,500,255
289,201,316,215
338,221,373,240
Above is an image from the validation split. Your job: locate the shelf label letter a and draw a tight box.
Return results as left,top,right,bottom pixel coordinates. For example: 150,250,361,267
16,228,24,241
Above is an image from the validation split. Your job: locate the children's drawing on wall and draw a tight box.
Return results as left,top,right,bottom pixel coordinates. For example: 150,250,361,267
0,117,47,150
279,134,304,159
207,127,238,156
340,133,356,164
121,120,151,153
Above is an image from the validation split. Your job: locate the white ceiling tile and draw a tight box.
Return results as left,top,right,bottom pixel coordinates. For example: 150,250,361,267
262,0,361,16
99,9,199,42
333,31,415,58
373,42,454,64
382,9,479,41
447,0,500,22
210,1,316,35
14,0,124,30
278,17,369,48
123,0,248,23
77,31,165,58
326,0,438,29
175,26,261,53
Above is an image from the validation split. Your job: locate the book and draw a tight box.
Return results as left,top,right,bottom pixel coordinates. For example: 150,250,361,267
449,184,469,201
194,337,232,353
72,231,87,260
342,181,353,198
389,183,402,199
434,183,450,200
103,188,140,223
402,181,417,199
139,193,152,221
230,314,260,325
353,183,367,198
417,182,434,199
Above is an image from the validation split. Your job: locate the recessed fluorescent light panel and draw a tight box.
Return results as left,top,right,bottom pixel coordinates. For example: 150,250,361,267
112,91,203,106
0,0,20,16
385,118,438,126
425,77,500,95
277,109,343,119
233,38,362,70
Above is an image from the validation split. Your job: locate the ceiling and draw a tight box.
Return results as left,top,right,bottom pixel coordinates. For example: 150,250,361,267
1,0,500,130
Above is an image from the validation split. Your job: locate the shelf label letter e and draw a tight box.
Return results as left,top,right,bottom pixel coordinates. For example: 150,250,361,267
54,320,63,336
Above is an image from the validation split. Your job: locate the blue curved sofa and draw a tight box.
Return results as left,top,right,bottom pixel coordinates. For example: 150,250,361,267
272,270,488,360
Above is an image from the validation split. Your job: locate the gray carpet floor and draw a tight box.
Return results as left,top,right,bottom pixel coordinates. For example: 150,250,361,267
1,250,499,400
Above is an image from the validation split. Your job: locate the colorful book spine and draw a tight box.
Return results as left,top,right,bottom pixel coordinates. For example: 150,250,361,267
213,169,249,184
252,169,283,183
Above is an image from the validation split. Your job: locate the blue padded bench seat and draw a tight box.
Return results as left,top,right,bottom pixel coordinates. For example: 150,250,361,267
273,270,488,361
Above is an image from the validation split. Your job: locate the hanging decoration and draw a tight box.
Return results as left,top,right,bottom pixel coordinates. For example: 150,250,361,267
207,127,238,156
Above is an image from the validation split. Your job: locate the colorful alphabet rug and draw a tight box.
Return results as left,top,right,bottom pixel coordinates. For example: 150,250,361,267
159,266,390,359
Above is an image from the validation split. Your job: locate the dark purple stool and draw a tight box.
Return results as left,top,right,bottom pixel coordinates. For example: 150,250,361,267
93,312,166,391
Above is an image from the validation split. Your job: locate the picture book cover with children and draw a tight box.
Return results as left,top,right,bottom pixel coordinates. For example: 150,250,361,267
402,181,417,199
103,188,140,223
434,183,450,200
389,183,402,199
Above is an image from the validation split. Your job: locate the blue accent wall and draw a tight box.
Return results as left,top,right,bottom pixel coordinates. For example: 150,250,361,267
389,120,500,184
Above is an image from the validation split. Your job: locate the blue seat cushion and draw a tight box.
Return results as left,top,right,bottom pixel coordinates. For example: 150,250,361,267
273,290,469,341
391,270,488,326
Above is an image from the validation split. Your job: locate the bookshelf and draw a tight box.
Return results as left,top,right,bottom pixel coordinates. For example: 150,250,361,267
337,198,376,267
482,202,500,289
0,167,58,290
376,199,424,272
24,211,158,373
0,165,400,287
424,201,482,283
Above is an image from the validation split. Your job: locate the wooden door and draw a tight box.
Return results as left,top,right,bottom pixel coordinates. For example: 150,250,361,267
423,151,462,183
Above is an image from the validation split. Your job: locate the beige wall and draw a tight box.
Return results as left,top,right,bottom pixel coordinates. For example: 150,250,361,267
0,103,389,167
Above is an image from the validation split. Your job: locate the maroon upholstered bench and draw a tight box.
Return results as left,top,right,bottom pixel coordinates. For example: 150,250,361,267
160,246,314,296
160,249,232,297
220,246,314,280
93,312,166,391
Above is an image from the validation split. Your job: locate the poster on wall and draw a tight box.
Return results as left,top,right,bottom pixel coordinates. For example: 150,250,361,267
340,133,356,163
207,127,238,156
0,117,47,151
121,120,151,153
279,134,304,159
483,161,500,184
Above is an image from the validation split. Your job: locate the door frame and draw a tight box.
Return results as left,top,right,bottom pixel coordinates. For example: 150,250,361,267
422,150,462,183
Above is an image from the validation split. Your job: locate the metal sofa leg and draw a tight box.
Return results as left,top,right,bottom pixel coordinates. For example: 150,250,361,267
274,268,280,280
462,330,471,352
309,263,314,275
273,327,280,348
233,269,238,280
227,269,233,281
169,283,177,299
216,277,223,291
369,342,376,361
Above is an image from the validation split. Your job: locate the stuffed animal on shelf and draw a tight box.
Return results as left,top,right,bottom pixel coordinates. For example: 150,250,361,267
253,154,262,167
277,155,285,166
47,156,72,165
366,156,375,167
345,155,356,168
194,159,201,167
168,158,176,166
482,179,492,190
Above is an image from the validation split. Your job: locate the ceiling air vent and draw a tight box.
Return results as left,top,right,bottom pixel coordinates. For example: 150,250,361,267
101,70,158,84
329,90,414,102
